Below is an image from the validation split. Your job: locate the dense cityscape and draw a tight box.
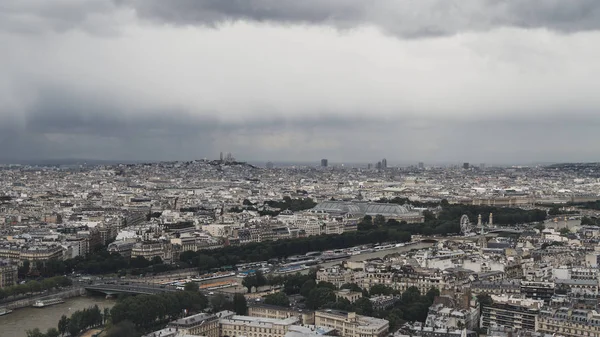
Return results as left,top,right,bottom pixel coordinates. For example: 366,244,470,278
1,159,600,337
3,1,600,337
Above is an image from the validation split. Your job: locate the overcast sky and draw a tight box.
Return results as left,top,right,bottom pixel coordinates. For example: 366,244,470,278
2,0,600,165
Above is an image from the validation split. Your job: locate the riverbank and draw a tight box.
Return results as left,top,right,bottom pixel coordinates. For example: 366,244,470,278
4,287,86,310
0,295,115,337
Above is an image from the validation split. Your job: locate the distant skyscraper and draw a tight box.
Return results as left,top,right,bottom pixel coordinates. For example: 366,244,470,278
418,162,424,169
220,152,223,162
266,161,274,169
463,162,470,169
381,158,387,169
321,159,328,167
367,163,373,170
480,163,486,169
376,161,382,170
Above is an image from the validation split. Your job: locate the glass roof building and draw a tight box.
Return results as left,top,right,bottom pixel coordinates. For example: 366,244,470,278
310,201,424,223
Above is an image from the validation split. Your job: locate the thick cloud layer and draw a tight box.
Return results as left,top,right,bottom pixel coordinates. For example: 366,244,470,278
131,0,600,37
1,1,600,164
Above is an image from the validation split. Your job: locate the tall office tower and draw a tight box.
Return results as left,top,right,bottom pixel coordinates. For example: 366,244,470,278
367,163,373,170
463,162,470,169
480,163,486,169
376,161,382,170
220,152,223,161
266,162,274,169
381,158,387,169
321,159,328,167
418,162,425,169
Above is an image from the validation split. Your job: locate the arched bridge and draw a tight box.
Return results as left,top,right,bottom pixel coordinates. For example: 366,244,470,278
85,283,177,295
487,228,523,234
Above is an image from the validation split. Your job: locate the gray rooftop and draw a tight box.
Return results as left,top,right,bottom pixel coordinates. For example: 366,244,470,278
311,201,416,216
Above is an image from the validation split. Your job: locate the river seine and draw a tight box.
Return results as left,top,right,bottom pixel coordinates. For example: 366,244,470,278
0,296,115,337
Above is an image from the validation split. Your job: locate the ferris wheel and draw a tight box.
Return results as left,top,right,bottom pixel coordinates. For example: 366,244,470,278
460,214,474,235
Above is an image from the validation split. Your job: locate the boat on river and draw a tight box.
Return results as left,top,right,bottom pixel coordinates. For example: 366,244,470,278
33,298,65,308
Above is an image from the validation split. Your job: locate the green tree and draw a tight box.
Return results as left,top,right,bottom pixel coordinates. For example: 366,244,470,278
184,282,199,292
354,297,374,316
560,227,571,236
387,308,404,331
374,215,386,227
105,320,138,337
233,293,248,315
316,281,336,290
340,283,362,293
401,287,421,304
210,293,230,312
426,287,440,303
534,223,546,231
67,313,82,337
423,210,436,222
58,315,69,336
264,292,290,307
103,307,111,324
26,328,44,337
477,294,493,307
19,260,30,278
369,284,394,296
306,287,335,309
45,328,60,337
255,271,268,288
299,280,317,297
242,275,255,293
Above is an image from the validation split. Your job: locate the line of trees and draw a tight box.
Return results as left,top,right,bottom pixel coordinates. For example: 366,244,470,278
180,227,411,272
27,305,104,337
581,216,600,226
29,249,176,279
32,286,246,337
0,276,71,300
110,290,208,332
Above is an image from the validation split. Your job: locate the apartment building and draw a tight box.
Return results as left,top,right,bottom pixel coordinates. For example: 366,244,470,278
131,241,166,261
315,310,389,337
220,314,299,337
470,280,521,296
248,303,315,324
0,244,64,264
107,240,136,259
335,289,363,303
520,281,555,303
537,308,600,337
393,266,452,294
317,267,364,288
167,312,228,337
361,271,395,290
480,295,543,332
0,262,18,288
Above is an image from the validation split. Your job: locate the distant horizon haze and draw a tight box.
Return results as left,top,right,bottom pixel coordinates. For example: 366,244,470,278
2,2,600,162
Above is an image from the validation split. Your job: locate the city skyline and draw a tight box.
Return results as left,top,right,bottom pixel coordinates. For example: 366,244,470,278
2,2,600,163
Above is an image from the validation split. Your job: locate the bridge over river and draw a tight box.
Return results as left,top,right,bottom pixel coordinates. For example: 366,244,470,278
85,282,234,300
85,283,177,295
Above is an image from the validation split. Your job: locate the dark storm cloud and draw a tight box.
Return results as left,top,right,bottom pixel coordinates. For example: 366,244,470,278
128,0,600,37
3,1,600,37
0,0,123,34
0,87,384,161
20,87,375,137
